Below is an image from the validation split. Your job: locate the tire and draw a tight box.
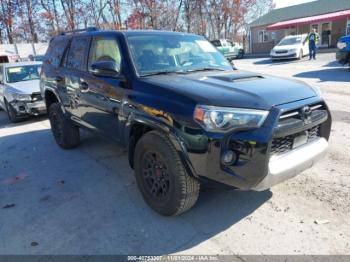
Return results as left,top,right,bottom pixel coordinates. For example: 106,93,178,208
5,100,20,123
48,102,80,149
134,130,200,216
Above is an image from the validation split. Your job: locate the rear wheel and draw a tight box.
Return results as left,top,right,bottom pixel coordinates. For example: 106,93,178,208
5,100,20,123
48,102,80,149
134,131,200,216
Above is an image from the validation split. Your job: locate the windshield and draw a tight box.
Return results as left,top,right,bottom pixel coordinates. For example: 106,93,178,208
5,65,41,83
278,36,303,46
127,34,232,76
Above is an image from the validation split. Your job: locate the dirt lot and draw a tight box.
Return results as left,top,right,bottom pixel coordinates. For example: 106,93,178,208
0,53,349,255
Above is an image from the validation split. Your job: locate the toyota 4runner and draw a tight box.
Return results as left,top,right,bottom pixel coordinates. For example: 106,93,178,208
41,28,331,216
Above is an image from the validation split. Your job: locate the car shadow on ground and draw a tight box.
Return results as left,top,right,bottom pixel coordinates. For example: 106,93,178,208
322,61,345,67
0,123,272,254
294,68,350,82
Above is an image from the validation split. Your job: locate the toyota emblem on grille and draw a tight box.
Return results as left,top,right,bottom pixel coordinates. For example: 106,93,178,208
301,106,312,125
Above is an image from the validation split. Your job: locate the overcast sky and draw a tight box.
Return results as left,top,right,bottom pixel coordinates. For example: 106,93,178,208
274,0,317,9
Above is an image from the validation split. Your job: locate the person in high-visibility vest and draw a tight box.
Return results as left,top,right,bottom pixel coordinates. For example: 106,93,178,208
307,28,319,60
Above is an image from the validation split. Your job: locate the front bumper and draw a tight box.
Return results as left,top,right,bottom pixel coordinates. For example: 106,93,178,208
252,137,328,191
10,100,46,116
178,97,331,190
271,53,297,59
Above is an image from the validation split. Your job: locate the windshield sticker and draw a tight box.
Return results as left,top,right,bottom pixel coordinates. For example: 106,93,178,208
8,67,22,73
195,40,217,53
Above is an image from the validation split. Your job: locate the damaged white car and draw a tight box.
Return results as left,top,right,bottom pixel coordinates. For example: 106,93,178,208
0,62,46,123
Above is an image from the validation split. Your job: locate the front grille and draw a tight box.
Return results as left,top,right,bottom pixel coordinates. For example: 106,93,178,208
279,103,324,120
270,125,320,156
31,92,43,101
276,50,288,54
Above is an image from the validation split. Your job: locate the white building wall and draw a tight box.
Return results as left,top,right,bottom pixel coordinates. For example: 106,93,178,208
0,43,48,58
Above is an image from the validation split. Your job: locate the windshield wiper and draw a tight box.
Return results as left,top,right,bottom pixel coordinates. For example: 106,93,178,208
184,67,227,73
141,70,185,77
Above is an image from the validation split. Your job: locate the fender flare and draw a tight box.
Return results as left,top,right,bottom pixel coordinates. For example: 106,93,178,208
43,87,66,113
126,115,199,179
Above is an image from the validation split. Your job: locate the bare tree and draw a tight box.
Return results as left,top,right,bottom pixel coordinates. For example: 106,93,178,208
40,0,61,34
0,0,16,43
0,0,274,44
107,0,122,29
18,0,39,42
60,0,76,30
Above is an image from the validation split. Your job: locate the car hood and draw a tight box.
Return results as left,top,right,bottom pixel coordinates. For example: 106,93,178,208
5,79,40,94
340,35,350,42
273,44,301,51
142,70,317,110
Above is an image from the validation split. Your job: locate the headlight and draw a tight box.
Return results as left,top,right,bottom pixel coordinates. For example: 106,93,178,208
337,41,346,50
289,48,297,53
194,105,269,132
12,93,31,101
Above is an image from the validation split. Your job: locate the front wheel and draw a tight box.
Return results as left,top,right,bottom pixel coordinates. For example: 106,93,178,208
5,100,20,123
134,131,200,216
48,102,80,149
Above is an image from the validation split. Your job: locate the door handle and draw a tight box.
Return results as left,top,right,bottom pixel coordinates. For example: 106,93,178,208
79,81,89,93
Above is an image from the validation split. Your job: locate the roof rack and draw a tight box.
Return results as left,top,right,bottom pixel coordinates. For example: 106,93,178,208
60,27,99,36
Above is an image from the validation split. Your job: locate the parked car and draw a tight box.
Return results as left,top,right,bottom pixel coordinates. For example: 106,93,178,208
270,34,309,60
41,28,331,216
211,39,244,60
336,35,350,66
0,53,20,64
0,61,46,122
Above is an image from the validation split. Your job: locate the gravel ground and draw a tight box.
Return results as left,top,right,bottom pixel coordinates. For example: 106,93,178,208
0,53,349,255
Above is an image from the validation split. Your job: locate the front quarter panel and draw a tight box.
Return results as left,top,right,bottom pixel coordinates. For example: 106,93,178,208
4,86,16,103
122,81,202,177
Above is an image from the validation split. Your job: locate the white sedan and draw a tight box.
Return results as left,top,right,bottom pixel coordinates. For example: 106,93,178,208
0,61,46,123
270,34,309,60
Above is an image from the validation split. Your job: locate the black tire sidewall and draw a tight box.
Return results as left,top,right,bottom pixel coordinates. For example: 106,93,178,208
48,103,79,149
134,132,187,216
5,100,19,123
49,103,63,145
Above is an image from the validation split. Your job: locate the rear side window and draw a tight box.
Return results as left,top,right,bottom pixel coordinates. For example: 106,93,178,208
66,37,90,70
46,38,68,67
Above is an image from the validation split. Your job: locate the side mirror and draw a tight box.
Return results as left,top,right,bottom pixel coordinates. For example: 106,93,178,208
90,61,119,78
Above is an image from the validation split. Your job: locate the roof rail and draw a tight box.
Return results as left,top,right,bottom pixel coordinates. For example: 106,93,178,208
60,27,99,36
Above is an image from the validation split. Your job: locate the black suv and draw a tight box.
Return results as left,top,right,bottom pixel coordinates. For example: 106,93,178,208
41,28,331,216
